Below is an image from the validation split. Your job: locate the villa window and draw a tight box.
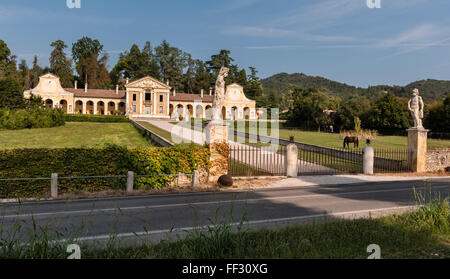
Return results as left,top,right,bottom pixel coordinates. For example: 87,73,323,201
145,90,151,101
133,94,137,101
160,95,163,102
159,106,164,114
132,105,136,113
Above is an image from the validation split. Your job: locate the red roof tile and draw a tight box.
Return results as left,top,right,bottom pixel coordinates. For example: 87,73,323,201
65,88,126,99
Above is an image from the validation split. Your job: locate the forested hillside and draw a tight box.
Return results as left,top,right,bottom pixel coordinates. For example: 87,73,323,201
262,73,450,103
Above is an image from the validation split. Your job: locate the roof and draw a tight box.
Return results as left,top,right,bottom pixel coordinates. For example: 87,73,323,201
65,88,126,99
170,93,213,103
125,76,172,90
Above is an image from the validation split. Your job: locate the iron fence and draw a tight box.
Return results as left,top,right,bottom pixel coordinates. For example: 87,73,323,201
228,144,286,177
373,148,411,173
298,147,363,175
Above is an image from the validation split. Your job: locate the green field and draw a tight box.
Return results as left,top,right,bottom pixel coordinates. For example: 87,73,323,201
137,121,189,144
0,122,152,149
227,121,450,149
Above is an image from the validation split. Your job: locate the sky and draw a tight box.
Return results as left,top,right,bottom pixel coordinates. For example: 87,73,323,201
1,0,450,87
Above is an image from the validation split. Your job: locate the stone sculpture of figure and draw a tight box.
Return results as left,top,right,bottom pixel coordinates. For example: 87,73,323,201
408,88,425,129
211,67,229,123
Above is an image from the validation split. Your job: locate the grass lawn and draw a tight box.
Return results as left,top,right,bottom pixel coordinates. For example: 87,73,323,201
278,129,450,150
137,121,190,144
0,122,152,149
178,120,450,149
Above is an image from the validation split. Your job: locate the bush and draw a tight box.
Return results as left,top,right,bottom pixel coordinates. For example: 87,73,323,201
0,108,65,130
0,145,210,198
64,114,129,123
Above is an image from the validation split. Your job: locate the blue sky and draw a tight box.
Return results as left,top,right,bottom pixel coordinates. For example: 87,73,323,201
1,0,450,87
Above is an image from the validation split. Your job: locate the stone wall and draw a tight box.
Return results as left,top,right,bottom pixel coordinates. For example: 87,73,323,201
426,149,450,172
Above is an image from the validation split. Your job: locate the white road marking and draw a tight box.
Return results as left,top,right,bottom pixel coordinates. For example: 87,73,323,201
59,205,419,243
2,185,447,219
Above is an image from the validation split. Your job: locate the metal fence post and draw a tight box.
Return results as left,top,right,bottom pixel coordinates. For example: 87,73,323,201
285,144,298,177
127,171,134,192
51,173,58,198
363,146,374,175
191,171,199,188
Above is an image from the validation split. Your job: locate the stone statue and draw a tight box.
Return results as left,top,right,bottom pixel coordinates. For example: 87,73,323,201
211,67,229,123
408,88,425,129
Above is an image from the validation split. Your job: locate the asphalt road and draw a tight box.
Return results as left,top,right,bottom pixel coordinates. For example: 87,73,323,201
1,178,449,246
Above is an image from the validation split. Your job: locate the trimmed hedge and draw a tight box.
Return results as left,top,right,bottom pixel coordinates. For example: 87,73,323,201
0,144,209,198
64,114,129,123
0,108,65,130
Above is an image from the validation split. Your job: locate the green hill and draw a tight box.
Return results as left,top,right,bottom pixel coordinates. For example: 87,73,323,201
261,73,450,103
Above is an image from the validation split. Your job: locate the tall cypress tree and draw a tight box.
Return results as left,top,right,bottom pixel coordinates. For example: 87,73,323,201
50,40,73,88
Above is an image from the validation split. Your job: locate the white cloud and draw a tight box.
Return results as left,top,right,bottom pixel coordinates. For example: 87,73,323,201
272,0,365,28
222,25,357,42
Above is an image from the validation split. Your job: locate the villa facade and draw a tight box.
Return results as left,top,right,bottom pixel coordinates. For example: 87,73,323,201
24,73,258,120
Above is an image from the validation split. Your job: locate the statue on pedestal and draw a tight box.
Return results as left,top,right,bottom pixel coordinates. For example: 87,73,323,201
408,88,425,129
211,67,229,123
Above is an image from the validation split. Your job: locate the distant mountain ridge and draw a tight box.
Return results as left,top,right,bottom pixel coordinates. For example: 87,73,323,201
261,73,450,103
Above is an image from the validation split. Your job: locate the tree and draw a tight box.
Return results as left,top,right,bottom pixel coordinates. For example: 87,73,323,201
287,88,332,131
18,59,32,90
244,67,263,100
0,40,19,80
365,93,410,132
155,40,188,91
111,42,160,85
206,50,244,85
50,40,73,88
0,78,25,109
30,56,45,89
334,96,371,130
424,94,450,133
72,37,107,88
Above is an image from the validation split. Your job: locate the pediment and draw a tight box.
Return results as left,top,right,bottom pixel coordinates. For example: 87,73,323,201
125,76,171,90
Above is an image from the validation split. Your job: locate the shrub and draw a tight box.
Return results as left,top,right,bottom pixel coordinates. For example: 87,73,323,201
0,108,65,130
64,114,129,123
0,145,210,198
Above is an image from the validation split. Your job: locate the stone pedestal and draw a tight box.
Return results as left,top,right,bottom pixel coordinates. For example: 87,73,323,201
407,128,429,173
363,146,374,175
206,122,230,183
285,144,298,177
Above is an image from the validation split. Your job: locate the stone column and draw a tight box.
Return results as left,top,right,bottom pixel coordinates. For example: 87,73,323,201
363,146,374,175
140,92,144,115
82,102,87,115
93,102,98,115
206,122,229,183
285,144,298,177
407,128,429,172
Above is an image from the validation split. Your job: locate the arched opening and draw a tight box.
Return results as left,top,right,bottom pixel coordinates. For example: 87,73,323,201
86,101,94,115
169,104,174,117
45,99,53,109
75,101,83,114
176,104,184,119
243,107,250,120
118,102,126,115
232,106,238,120
59,100,68,113
108,102,116,115
195,105,203,118
205,105,212,119
222,107,226,120
97,101,105,115
187,104,193,119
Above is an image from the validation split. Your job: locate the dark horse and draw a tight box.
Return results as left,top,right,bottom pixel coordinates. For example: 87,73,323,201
343,137,359,148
